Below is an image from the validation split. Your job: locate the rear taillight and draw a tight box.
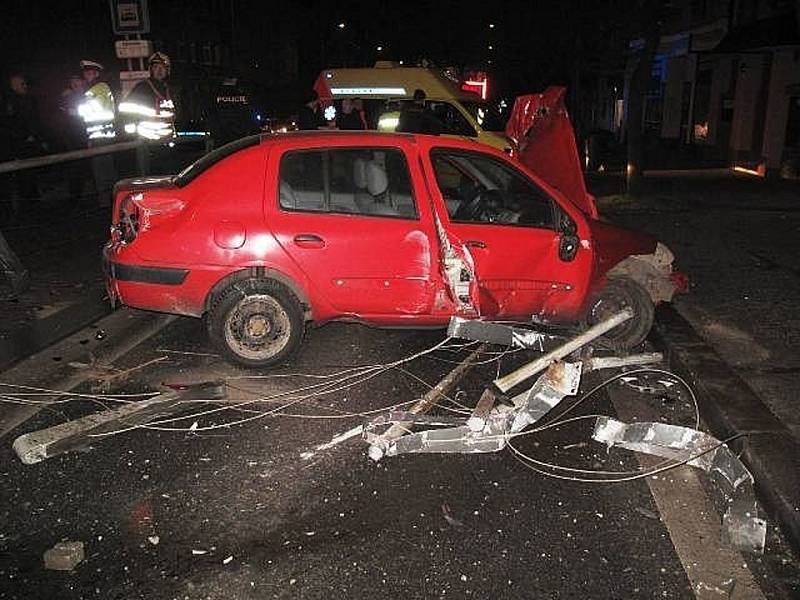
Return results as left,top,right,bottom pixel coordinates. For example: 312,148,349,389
113,194,140,244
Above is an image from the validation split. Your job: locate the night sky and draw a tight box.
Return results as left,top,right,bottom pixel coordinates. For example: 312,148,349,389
1,0,635,116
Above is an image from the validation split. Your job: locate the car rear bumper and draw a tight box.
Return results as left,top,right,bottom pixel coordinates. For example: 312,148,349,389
103,245,211,317
103,258,190,286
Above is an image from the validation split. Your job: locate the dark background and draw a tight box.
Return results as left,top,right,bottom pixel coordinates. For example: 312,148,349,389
0,0,633,124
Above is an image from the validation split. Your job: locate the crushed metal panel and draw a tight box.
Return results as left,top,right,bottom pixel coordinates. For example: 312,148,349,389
508,361,582,433
365,362,581,459
447,316,552,349
607,242,680,304
592,417,767,554
364,409,512,457
434,213,478,314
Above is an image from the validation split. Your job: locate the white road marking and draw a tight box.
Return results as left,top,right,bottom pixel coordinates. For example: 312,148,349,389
611,392,766,599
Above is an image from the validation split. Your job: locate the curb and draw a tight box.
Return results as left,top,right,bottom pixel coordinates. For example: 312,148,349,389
0,290,111,372
0,308,176,439
652,304,800,555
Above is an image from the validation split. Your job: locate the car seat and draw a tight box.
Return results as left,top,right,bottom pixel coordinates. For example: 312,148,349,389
364,161,399,216
353,158,373,213
279,180,297,209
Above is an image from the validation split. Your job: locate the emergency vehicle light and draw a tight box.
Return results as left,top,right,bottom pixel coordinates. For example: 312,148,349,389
462,79,488,100
330,87,407,96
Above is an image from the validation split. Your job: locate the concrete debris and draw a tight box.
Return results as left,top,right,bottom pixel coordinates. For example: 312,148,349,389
592,417,766,554
43,541,85,571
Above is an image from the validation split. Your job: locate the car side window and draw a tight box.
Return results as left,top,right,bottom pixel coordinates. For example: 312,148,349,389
431,150,555,229
279,148,417,219
279,151,325,211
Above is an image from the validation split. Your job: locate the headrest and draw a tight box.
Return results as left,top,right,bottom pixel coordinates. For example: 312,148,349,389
353,158,367,189
366,161,388,196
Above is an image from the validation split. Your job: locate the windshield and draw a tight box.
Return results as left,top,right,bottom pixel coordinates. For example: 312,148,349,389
174,135,262,187
461,101,508,132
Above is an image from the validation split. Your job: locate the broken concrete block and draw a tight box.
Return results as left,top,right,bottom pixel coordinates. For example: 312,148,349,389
43,541,85,571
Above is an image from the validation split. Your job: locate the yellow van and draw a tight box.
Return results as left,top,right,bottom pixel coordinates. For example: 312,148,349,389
313,62,511,153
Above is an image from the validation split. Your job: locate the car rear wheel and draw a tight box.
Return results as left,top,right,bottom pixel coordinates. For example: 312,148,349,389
583,277,654,351
207,278,304,367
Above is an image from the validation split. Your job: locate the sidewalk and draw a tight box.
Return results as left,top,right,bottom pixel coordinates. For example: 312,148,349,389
0,142,205,371
591,168,800,554
0,206,111,370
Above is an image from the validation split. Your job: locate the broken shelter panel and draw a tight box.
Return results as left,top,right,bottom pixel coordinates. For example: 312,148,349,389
592,417,766,554
447,316,552,349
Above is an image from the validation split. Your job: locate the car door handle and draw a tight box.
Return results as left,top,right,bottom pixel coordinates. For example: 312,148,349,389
293,234,325,248
464,240,487,249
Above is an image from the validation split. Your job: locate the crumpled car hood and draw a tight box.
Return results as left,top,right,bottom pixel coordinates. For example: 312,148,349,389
506,86,597,218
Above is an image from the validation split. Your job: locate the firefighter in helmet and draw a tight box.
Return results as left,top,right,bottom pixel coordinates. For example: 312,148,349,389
119,52,176,141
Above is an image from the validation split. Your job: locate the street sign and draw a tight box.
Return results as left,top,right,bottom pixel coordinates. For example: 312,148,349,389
115,39,153,59
109,0,150,35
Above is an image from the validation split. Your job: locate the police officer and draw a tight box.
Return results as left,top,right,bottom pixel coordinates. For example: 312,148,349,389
205,76,259,147
119,52,175,141
78,60,117,206
78,60,116,142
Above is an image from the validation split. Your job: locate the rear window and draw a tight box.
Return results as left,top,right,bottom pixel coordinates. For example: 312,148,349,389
174,135,262,187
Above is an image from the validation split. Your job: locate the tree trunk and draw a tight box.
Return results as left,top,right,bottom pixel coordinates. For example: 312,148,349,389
626,8,663,196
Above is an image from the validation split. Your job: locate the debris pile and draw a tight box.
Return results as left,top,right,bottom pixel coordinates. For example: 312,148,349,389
363,310,767,554
5,309,768,555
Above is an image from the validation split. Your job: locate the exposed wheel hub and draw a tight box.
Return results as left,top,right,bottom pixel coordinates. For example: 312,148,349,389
246,314,272,338
224,294,291,360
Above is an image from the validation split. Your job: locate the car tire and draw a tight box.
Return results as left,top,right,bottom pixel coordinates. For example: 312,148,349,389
207,278,304,368
583,277,654,351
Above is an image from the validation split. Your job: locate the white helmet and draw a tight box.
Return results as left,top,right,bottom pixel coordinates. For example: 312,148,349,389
79,59,104,71
148,52,171,69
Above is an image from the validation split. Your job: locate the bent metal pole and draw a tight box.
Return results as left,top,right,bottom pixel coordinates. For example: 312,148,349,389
493,308,634,394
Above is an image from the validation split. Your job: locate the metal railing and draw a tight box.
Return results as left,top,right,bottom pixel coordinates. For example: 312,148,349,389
0,135,212,285
0,134,210,175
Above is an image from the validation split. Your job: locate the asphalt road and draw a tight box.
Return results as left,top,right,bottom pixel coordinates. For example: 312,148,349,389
1,314,799,599
1,167,799,598
591,170,800,440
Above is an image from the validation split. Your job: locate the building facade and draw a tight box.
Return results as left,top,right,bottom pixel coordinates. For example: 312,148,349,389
625,0,800,176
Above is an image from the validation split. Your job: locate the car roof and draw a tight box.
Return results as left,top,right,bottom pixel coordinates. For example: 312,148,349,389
260,130,494,153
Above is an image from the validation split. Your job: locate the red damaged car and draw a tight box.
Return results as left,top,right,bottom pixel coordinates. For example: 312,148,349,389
104,90,683,367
